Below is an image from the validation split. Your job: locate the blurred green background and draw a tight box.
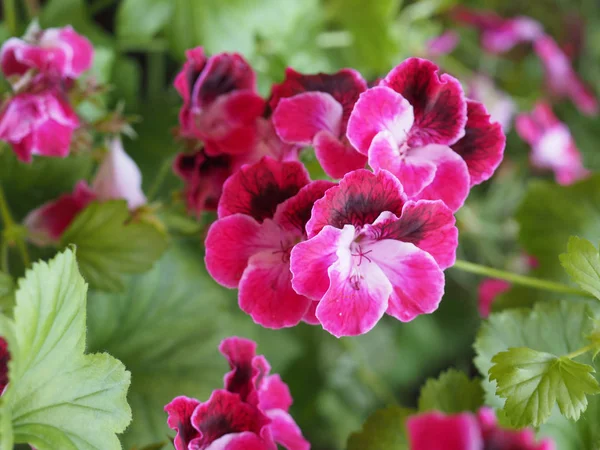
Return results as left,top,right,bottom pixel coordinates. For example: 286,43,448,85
1,0,599,449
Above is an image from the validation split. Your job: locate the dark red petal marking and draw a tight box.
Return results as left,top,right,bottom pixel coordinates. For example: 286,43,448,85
274,180,336,233
219,337,263,405
0,337,9,394
306,169,406,237
218,157,310,222
451,100,506,186
165,396,201,450
381,58,467,147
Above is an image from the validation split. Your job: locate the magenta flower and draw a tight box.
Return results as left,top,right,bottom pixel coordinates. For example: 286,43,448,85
0,337,9,395
347,58,505,212
290,169,457,337
174,47,266,155
271,68,368,178
407,408,555,450
24,181,96,246
453,7,543,54
468,75,516,132
0,89,79,163
205,157,334,328
516,102,588,185
427,31,460,57
533,35,598,116
0,25,93,79
165,337,309,450
478,279,511,318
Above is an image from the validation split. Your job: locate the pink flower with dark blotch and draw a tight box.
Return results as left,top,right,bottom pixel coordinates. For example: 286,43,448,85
468,75,515,132
205,157,334,328
533,35,598,116
174,47,266,155
1,26,93,79
0,337,10,396
24,181,96,246
516,102,589,185
0,89,79,163
91,137,146,210
427,31,460,57
452,7,543,54
347,58,504,212
407,408,554,450
271,68,368,179
290,169,457,337
478,279,511,318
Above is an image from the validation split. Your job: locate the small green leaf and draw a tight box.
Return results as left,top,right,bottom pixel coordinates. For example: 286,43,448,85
347,406,412,450
116,0,173,41
60,201,168,291
418,369,484,414
0,249,131,450
490,347,600,427
560,236,600,300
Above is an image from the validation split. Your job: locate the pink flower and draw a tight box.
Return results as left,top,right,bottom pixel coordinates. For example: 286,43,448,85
453,7,543,54
478,279,511,318
290,169,457,337
174,47,266,155
0,337,10,395
516,102,589,185
468,75,516,132
271,68,368,179
407,408,555,450
427,31,460,57
24,181,96,245
347,58,504,212
1,25,93,79
205,157,334,327
165,337,309,450
91,137,146,210
0,89,79,163
533,35,598,116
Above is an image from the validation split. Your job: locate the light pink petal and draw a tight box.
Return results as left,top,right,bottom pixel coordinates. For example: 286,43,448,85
427,31,460,57
306,169,406,238
259,374,293,412
481,17,543,53
165,396,201,450
273,92,343,145
407,411,483,450
478,279,511,318
346,86,414,155
56,26,94,76
367,239,444,322
273,180,335,233
381,58,467,147
30,119,74,158
410,144,471,212
468,75,516,132
16,43,67,77
313,130,367,179
206,432,272,450
315,225,392,337
267,410,310,450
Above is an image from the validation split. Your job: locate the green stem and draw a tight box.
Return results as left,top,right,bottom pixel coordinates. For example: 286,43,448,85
452,259,594,298
4,0,18,36
23,0,39,18
147,155,175,202
565,343,598,360
0,184,30,268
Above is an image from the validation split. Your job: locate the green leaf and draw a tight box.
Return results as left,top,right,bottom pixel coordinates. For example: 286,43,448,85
418,369,484,414
347,406,412,450
116,0,173,41
560,237,600,300
59,201,168,291
490,347,600,427
0,249,131,449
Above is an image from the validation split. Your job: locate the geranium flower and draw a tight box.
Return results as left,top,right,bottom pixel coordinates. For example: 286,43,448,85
347,58,505,212
0,337,10,395
468,75,516,132
165,337,309,450
407,408,555,450
205,157,334,327
427,31,460,57
174,47,265,155
0,88,79,163
452,7,543,53
0,25,93,79
533,35,598,116
516,102,588,185
478,279,511,318
290,169,457,337
271,68,368,179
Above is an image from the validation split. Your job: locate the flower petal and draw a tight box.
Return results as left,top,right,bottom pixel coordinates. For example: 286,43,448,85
313,130,367,179
266,409,310,450
165,395,201,450
206,432,272,450
258,374,293,412
478,279,511,318
407,411,483,450
381,58,467,147
302,301,320,325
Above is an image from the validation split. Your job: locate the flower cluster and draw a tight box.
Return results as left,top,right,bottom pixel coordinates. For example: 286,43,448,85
165,337,309,450
186,50,505,336
0,24,93,162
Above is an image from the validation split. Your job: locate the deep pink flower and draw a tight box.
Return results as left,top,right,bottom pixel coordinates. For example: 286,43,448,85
0,337,10,395
516,102,588,185
24,181,96,245
468,75,516,132
427,31,460,57
0,89,79,163
290,169,457,337
174,47,265,155
271,68,368,178
0,25,93,79
347,58,504,211
205,157,334,327
478,279,511,318
453,7,543,54
407,408,555,450
533,35,598,116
